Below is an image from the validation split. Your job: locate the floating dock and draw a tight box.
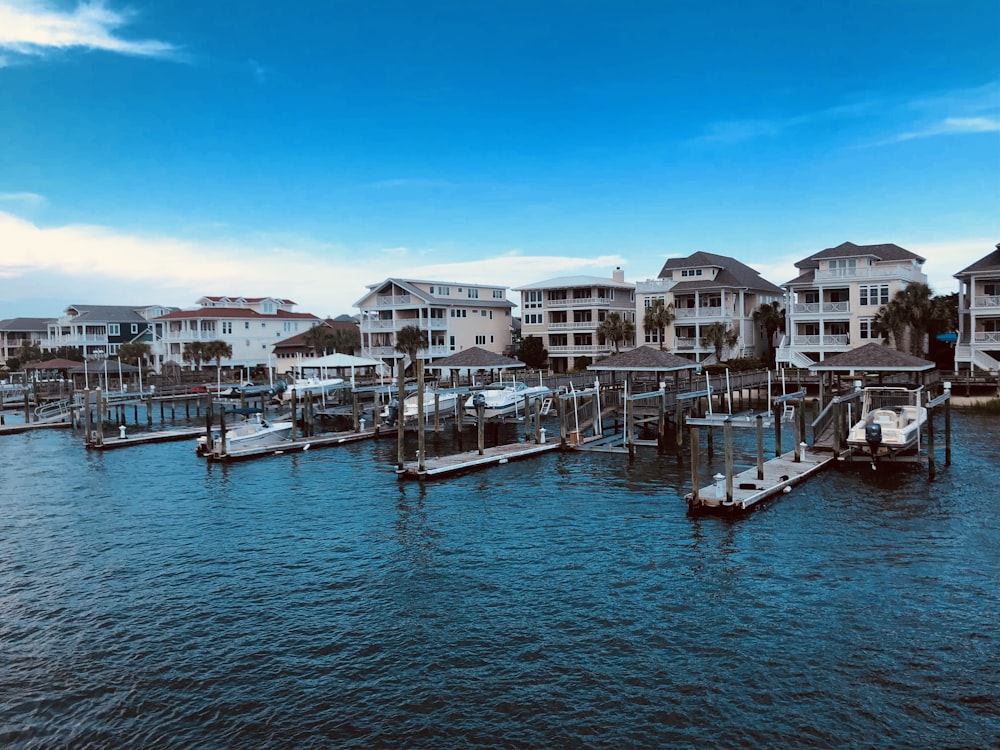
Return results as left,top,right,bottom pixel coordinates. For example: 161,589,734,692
397,440,561,479
687,448,835,512
203,426,380,462
87,426,205,450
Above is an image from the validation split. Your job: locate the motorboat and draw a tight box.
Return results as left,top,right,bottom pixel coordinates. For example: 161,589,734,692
197,412,293,454
383,388,462,426
846,386,927,467
274,376,345,403
464,379,549,420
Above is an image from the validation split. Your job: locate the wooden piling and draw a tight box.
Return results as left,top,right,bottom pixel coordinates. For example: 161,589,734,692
417,360,426,472
396,359,405,471
756,414,764,480
724,418,734,503
689,426,700,505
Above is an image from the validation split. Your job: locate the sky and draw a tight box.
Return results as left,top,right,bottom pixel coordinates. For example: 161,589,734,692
1,0,998,321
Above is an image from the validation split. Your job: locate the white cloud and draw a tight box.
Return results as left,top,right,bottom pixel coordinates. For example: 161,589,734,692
0,0,177,61
0,210,629,320
885,116,1000,143
0,191,45,206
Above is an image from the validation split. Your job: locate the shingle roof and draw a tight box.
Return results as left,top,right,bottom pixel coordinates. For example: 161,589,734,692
64,305,153,321
0,317,55,331
658,252,783,294
155,308,319,320
357,279,514,308
954,243,1000,277
588,346,701,372
513,275,635,291
809,343,935,372
794,242,925,269
426,347,525,369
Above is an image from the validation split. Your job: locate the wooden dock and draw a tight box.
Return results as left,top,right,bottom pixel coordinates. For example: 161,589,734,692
397,440,561,479
0,419,72,435
687,448,835,512
204,426,380,462
87,427,205,450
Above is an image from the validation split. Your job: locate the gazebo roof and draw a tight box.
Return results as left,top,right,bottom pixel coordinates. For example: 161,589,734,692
304,353,384,368
427,347,525,370
809,343,935,373
70,359,143,375
26,358,85,370
588,346,701,372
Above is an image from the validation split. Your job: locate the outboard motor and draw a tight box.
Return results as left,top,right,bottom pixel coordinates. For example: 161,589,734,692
865,421,883,470
386,398,399,426
472,392,486,410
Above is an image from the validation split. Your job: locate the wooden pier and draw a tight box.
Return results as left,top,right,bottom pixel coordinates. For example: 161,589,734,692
86,426,205,450
397,439,561,479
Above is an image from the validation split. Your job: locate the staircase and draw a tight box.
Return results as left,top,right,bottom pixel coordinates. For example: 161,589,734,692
956,344,1000,373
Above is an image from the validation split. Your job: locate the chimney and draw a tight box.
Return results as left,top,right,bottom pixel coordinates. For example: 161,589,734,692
612,266,624,283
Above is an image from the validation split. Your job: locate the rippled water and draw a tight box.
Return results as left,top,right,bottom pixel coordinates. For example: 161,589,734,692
2,413,998,748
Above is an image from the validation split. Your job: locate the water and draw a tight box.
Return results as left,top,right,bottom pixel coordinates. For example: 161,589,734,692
1,414,998,748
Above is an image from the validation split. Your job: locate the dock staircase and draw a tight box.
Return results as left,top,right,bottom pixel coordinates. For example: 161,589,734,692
34,398,73,423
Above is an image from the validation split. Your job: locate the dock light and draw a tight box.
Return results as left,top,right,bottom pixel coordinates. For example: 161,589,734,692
714,472,725,495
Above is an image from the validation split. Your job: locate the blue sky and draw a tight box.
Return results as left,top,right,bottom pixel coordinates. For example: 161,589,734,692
1,0,998,320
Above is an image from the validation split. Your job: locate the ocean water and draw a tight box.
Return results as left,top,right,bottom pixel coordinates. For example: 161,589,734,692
1,413,998,749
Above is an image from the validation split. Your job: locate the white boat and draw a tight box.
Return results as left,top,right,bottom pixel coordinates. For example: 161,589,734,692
464,379,549,420
846,386,927,466
276,376,344,403
197,412,293,454
386,388,462,424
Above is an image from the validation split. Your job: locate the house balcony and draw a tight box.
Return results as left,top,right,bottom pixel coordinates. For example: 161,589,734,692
364,345,452,358
548,321,598,330
788,334,850,346
674,307,727,319
548,344,614,356
791,302,851,315
547,297,613,308
974,332,1000,344
813,265,925,283
973,295,1000,309
374,294,413,307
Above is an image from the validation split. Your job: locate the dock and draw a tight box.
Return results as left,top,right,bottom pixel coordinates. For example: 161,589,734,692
686,448,835,511
87,426,205,450
203,426,380,462
397,440,561,479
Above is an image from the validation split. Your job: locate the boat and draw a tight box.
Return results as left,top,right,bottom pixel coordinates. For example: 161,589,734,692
464,379,549,420
383,388,462,426
273,376,345,403
846,386,927,467
196,412,293,454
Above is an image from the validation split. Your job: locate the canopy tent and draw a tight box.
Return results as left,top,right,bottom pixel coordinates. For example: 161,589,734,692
298,352,390,381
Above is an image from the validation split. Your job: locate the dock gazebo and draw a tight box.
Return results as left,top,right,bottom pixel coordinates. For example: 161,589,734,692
809,343,936,408
426,347,527,387
587,345,701,389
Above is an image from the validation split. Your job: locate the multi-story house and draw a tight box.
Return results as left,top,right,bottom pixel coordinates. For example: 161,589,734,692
954,242,1000,374
154,296,320,372
650,252,783,363
514,269,636,373
355,279,514,368
45,305,176,363
272,316,361,375
778,242,927,366
1,317,55,367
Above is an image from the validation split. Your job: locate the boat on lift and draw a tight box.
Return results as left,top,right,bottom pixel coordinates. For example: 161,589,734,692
846,386,927,468
196,411,293,455
464,377,549,420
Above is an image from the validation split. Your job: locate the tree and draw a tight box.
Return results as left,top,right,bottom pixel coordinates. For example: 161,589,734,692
51,346,84,361
752,301,785,367
875,282,937,356
330,328,360,354
394,325,428,375
182,341,206,370
117,342,152,368
596,313,635,353
701,322,740,363
303,325,337,356
643,299,675,350
202,340,233,375
516,335,548,369
15,341,43,367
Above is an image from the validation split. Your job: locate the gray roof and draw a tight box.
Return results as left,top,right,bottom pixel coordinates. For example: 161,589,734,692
64,305,154,322
809,343,935,373
658,252,783,295
588,346,701,372
794,242,925,270
954,243,1000,277
0,317,55,331
513,275,635,291
426,347,525,370
357,279,514,308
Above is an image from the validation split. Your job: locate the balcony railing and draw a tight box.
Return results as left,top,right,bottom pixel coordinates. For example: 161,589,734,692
974,332,1000,343
674,307,727,319
973,295,1000,308
791,302,851,314
790,334,850,346
548,321,598,330
547,297,613,308
364,345,452,358
548,345,613,355
374,294,413,307
813,265,924,282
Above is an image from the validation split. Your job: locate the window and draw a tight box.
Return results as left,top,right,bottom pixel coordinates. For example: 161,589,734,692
468,288,479,299
859,318,876,340
449,336,456,351
435,286,451,296
680,269,703,277
829,258,857,271
524,290,542,309
859,285,890,306
984,283,999,296
524,313,543,325
130,324,139,334
107,324,120,336
245,321,250,329
222,322,232,334
493,290,504,299
475,335,486,345
450,309,467,318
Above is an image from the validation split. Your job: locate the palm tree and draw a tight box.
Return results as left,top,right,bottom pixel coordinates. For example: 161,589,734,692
117,342,151,368
596,313,634,353
202,340,233,377
701,322,740,363
330,328,360,354
897,282,935,357
303,325,337,357
752,301,785,366
643,299,675,350
394,325,428,375
183,341,206,370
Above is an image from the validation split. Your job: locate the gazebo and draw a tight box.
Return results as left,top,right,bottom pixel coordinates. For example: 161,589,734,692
809,343,936,407
426,347,527,387
587,346,701,389
300,352,389,382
